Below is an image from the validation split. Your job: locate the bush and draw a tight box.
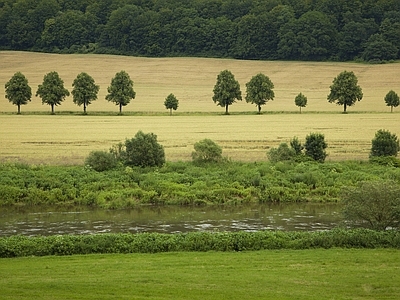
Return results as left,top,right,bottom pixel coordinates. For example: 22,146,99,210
192,139,222,163
85,151,117,172
267,143,296,163
342,181,400,230
304,133,327,162
370,129,399,157
125,131,165,167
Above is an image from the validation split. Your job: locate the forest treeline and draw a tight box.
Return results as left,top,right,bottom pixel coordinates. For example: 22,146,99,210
1,0,400,62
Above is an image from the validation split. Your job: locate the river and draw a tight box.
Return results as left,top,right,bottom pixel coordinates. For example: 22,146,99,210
0,203,342,237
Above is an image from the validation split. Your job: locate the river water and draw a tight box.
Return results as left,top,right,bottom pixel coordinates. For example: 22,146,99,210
0,203,342,237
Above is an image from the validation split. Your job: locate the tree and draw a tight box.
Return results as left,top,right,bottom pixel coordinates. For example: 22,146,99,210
192,139,222,163
384,90,399,113
212,70,242,114
304,133,327,162
85,150,117,172
36,71,69,114
245,73,274,114
164,93,179,115
370,129,399,157
327,71,363,113
106,70,136,114
362,34,398,62
124,131,165,167
267,143,296,163
342,181,400,230
294,93,307,113
5,72,32,114
72,72,99,114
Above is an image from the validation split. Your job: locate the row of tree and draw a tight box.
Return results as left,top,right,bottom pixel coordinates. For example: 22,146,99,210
5,69,400,114
1,0,400,61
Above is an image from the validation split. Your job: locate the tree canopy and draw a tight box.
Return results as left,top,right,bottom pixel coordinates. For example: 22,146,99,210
105,70,135,114
36,71,69,114
2,0,399,62
5,72,32,114
245,73,274,114
212,70,242,114
384,90,400,113
72,72,99,114
327,71,363,113
294,93,307,113
164,93,179,115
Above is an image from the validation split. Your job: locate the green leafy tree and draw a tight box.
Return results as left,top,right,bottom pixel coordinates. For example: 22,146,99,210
36,71,69,114
327,71,363,113
290,136,303,155
212,70,242,114
304,133,327,162
245,73,274,114
85,150,117,172
362,34,398,62
370,129,399,157
342,181,400,230
124,131,165,167
164,93,179,115
267,143,296,163
5,72,32,114
72,72,99,114
294,93,307,113
106,70,136,114
192,139,222,163
384,90,399,113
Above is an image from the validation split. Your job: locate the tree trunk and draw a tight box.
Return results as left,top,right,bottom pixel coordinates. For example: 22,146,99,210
17,104,21,114
51,104,55,114
391,106,393,113
170,108,172,116
119,103,122,114
343,103,347,113
299,106,302,114
225,104,229,115
84,102,87,114
258,105,261,114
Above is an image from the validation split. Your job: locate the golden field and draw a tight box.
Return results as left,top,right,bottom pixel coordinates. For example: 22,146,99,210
0,51,399,164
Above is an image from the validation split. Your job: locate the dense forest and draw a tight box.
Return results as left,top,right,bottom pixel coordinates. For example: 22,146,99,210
0,0,400,61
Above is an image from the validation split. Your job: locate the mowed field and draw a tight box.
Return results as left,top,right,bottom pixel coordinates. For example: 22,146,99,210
0,51,399,164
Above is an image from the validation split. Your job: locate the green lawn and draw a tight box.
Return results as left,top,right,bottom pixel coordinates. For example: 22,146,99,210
1,249,399,299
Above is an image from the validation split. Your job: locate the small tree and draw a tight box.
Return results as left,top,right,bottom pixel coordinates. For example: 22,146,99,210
36,71,69,114
342,181,400,230
85,150,117,172
370,129,399,157
124,131,165,167
327,71,363,113
290,136,303,155
294,93,307,113
304,133,327,162
106,70,136,114
212,70,242,114
245,73,274,114
384,90,399,113
192,139,222,163
164,93,179,115
5,72,32,114
267,143,296,163
72,72,100,114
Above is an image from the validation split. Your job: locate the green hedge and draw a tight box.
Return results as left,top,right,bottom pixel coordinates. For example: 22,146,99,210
1,229,399,258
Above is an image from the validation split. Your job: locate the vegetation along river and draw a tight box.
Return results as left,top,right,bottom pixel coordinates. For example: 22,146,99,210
0,203,342,237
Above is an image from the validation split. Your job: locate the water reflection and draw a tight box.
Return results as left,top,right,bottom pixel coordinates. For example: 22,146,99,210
0,203,342,237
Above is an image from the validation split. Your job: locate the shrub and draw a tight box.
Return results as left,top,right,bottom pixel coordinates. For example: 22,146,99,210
342,181,400,230
267,143,296,163
192,139,222,163
370,129,399,157
304,133,327,162
125,131,165,167
85,151,117,172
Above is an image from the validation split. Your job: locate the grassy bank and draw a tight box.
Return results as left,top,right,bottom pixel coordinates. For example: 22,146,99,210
1,160,399,207
1,249,399,299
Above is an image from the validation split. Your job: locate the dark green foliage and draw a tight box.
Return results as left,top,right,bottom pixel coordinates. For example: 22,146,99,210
1,229,399,258
212,70,242,114
362,34,398,62
370,129,400,157
304,133,327,162
124,131,165,168
105,70,135,114
192,139,222,163
164,93,179,115
342,181,400,230
267,143,296,163
290,137,304,155
327,71,363,113
384,90,400,112
71,72,99,114
294,93,307,113
245,73,274,114
35,71,69,114
5,72,32,114
85,150,117,172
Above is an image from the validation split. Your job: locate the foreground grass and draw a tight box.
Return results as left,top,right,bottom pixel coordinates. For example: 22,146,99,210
1,249,399,299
